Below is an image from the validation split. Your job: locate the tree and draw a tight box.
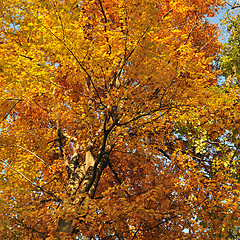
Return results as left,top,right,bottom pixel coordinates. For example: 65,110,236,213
216,3,240,239
0,0,239,239
221,2,240,85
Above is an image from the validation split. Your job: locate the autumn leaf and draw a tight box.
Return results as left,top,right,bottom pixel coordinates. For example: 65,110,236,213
0,0,239,239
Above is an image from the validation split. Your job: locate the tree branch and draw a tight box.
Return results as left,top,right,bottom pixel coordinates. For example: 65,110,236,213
0,158,61,202
97,0,112,54
34,17,104,106
13,217,46,240
2,144,57,178
0,99,23,124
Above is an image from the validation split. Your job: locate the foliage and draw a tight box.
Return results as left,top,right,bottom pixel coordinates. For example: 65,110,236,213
0,0,239,239
221,13,240,85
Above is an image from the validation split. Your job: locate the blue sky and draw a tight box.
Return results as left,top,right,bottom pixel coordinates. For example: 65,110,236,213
210,2,240,44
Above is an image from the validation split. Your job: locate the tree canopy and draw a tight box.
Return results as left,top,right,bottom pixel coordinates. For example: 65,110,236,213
0,0,239,239
221,10,240,85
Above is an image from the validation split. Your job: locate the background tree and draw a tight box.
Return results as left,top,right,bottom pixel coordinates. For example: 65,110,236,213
215,2,240,239
221,1,240,86
0,0,239,239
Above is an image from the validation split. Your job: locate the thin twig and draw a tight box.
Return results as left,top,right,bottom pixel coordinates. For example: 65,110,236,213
2,144,57,178
0,158,61,201
98,0,112,54
34,16,104,106
13,217,46,240
0,99,23,124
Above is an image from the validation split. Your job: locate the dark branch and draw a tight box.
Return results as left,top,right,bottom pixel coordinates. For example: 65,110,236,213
0,99,23,124
13,217,46,240
97,0,111,54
